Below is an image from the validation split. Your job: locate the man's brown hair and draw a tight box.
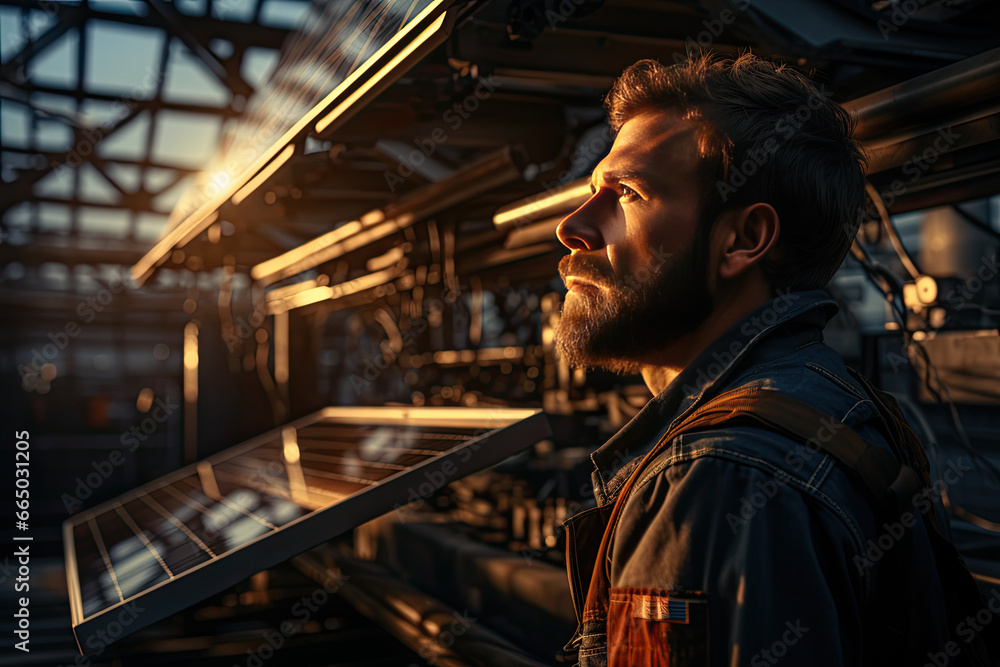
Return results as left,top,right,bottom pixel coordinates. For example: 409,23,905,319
606,52,868,292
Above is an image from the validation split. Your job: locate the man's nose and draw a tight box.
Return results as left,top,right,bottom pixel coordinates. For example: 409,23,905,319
555,190,609,251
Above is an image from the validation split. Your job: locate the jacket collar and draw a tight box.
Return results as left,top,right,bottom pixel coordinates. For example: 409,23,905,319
588,289,839,505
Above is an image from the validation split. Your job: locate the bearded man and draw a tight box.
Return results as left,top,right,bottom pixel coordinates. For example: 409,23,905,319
553,53,984,666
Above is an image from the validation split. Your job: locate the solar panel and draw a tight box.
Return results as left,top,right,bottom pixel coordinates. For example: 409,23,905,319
64,405,550,653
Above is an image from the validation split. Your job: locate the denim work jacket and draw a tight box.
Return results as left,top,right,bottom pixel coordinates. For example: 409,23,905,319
563,289,951,666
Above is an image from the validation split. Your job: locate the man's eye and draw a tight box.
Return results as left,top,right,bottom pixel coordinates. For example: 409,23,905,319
619,184,640,201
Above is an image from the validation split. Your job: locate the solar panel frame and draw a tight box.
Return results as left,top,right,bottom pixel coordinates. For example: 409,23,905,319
64,405,551,654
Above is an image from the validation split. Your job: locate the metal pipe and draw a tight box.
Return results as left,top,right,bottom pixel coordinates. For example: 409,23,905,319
292,548,552,667
844,47,1000,141
252,146,522,286
493,177,590,233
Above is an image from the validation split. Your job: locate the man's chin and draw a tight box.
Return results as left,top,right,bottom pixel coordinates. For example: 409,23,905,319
554,320,643,375
557,346,643,375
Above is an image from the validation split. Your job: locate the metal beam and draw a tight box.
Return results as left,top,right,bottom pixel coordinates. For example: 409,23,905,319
7,194,165,217
0,5,83,81
0,0,294,50
0,283,191,311
0,146,198,179
0,239,145,267
0,230,277,267
2,80,244,116
844,46,1000,141
0,105,147,213
144,0,256,99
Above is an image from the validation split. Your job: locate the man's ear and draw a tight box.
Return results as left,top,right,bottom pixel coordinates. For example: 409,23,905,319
716,203,780,281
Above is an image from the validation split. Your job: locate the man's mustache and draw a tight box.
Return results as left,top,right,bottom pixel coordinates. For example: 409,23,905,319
558,254,616,288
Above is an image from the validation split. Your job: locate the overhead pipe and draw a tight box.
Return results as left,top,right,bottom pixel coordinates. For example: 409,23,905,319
251,146,523,286
844,46,1000,143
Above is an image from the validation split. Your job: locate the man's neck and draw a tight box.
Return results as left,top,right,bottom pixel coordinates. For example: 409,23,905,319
639,280,774,396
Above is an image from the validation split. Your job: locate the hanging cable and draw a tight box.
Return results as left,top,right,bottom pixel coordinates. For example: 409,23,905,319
952,204,1000,245
895,355,1000,534
908,339,1000,487
866,182,922,280
853,191,1000,531
850,239,907,323
892,391,952,539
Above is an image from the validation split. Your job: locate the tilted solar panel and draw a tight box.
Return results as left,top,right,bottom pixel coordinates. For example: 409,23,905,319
64,405,550,653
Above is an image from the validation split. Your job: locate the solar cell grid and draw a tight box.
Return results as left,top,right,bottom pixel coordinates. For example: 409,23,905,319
64,405,550,653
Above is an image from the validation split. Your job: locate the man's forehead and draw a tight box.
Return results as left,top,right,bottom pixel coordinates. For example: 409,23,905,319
599,112,705,178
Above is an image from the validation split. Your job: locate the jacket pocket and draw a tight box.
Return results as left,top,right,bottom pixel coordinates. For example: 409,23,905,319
607,588,709,667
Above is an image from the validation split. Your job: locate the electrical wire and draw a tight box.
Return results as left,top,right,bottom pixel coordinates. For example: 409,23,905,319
866,182,922,280
953,303,1000,316
948,502,1000,533
897,348,1000,535
951,204,1000,245
908,339,1000,486
850,239,907,324
892,391,952,540
853,189,1000,532
909,340,943,403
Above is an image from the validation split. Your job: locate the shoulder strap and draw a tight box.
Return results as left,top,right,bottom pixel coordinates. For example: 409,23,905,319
580,385,922,624
846,369,999,666
580,385,765,626
847,367,932,491
718,388,1000,665
581,384,997,665
678,387,924,520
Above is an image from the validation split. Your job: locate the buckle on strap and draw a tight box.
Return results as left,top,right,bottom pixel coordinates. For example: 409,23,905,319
887,463,923,515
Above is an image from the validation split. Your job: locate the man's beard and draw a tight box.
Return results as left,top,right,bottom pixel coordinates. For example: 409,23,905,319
554,239,713,375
